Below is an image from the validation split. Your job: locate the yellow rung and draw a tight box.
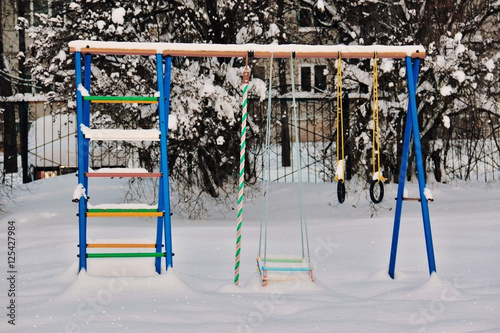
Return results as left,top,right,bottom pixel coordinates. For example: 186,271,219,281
87,243,157,248
87,212,164,217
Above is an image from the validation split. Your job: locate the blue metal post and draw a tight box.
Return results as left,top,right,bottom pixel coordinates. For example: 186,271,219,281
406,57,437,276
83,54,91,191
156,54,173,271
389,57,436,278
163,56,173,269
75,51,86,272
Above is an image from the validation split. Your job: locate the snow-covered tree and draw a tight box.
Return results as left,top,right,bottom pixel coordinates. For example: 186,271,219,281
306,0,500,183
25,0,500,218
25,0,277,216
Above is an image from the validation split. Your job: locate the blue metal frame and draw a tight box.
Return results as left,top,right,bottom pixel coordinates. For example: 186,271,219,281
388,57,437,279
156,55,173,271
75,52,85,272
76,52,92,272
75,52,173,274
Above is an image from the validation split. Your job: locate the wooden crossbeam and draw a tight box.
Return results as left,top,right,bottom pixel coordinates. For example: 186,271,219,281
69,41,426,59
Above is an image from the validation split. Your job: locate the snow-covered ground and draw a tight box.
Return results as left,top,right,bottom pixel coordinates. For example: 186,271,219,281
1,174,499,332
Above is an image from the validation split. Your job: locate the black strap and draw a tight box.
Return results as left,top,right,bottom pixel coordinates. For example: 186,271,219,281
369,180,384,204
337,180,346,204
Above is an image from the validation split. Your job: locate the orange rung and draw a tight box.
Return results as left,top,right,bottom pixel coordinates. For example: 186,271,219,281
86,212,163,217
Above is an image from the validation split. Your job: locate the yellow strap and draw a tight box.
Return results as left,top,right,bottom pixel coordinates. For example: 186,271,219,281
372,53,386,183
335,52,344,182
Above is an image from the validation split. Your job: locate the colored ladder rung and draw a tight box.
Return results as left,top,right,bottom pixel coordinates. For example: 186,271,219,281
87,243,159,248
85,172,162,178
261,266,313,272
86,211,163,217
83,96,158,103
88,208,158,213
86,252,166,258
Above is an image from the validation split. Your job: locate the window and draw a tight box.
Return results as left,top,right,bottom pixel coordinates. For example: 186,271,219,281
301,65,327,92
252,66,265,81
314,65,327,91
298,7,314,28
301,66,312,91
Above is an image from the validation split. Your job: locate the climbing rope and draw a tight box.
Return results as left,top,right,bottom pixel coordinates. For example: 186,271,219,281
234,55,251,285
370,52,386,204
335,52,346,204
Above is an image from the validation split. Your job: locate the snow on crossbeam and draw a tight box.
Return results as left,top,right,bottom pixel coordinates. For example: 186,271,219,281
80,124,160,141
69,41,425,59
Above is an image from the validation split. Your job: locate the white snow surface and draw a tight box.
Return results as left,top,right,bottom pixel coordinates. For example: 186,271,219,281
111,8,126,25
72,183,87,201
440,85,453,96
442,115,451,129
1,175,499,332
80,124,161,141
68,40,426,58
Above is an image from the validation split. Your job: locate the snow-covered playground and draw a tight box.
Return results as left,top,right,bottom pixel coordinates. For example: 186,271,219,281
1,174,499,332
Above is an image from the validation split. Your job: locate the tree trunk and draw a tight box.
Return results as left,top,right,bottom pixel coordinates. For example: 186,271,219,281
0,2,17,174
18,0,30,183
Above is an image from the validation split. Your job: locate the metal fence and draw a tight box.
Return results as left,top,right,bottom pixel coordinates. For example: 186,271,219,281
246,97,337,183
1,99,498,184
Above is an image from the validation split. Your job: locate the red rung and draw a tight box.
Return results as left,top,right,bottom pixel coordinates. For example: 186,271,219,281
85,172,162,178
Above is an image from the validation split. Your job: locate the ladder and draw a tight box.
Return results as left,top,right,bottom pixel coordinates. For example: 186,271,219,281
73,52,173,274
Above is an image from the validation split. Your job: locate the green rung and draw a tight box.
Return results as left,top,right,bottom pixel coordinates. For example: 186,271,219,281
87,252,166,258
83,96,158,103
87,208,158,213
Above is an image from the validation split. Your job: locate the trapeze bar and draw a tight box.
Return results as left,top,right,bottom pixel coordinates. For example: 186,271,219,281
69,41,425,59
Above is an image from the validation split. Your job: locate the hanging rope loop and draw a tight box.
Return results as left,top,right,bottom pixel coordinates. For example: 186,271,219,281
335,52,346,204
370,52,386,204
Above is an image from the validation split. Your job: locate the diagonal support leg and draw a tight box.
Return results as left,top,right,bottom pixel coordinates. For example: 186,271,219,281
156,55,173,272
389,57,436,279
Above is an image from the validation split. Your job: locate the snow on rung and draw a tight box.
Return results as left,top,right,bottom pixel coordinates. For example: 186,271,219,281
88,203,158,210
81,125,160,141
86,168,162,178
89,167,150,174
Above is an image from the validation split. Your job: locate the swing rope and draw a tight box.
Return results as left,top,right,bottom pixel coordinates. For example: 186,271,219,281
370,52,386,204
335,52,346,203
258,53,274,263
290,52,311,263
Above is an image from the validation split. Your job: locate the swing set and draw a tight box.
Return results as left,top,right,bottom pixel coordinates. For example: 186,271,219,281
69,41,435,285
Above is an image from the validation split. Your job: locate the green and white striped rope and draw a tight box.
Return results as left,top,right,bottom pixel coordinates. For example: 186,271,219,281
235,66,250,285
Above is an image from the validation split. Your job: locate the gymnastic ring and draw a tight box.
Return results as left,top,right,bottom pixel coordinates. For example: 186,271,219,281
337,180,346,204
369,179,384,204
